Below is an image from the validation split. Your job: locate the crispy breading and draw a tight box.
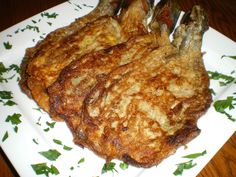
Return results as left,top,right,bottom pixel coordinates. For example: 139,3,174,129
48,32,169,119
20,0,122,97
61,5,211,167
19,0,152,120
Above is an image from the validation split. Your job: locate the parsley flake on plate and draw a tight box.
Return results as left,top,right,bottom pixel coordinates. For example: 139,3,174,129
39,149,61,161
101,161,118,174
173,160,196,176
182,150,207,159
208,71,235,86
2,131,9,142
0,62,20,83
221,55,236,60
41,12,59,19
119,162,129,170
5,113,22,125
31,163,59,176
3,41,12,49
173,150,207,176
53,138,73,151
214,96,236,121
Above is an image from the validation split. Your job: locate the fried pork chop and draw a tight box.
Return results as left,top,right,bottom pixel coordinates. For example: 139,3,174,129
65,6,211,167
19,0,153,120
20,0,122,97
48,0,180,120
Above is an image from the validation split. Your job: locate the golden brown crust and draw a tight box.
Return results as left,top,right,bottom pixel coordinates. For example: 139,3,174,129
62,5,212,167
75,44,212,167
19,0,151,121
19,0,122,98
19,0,212,168
48,33,164,119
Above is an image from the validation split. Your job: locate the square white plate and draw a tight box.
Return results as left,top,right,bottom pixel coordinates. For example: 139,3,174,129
0,0,236,177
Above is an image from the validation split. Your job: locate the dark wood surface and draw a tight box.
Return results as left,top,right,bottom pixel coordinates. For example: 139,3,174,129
0,0,236,177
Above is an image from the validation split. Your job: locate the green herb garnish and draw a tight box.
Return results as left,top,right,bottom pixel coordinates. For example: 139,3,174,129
208,71,235,86
78,157,85,165
5,113,22,125
173,160,196,176
209,88,216,96
173,150,207,176
53,138,73,151
9,64,20,73
214,96,236,121
53,139,63,145
0,62,8,74
0,62,20,83
14,126,18,133
33,138,39,145
2,131,9,142
77,157,85,167
101,162,118,174
44,120,56,131
119,162,129,170
33,108,44,113
43,128,50,132
3,41,12,49
0,90,13,99
41,12,58,19
24,25,40,33
221,55,236,60
5,113,22,133
63,145,73,151
39,149,61,161
182,150,207,159
82,4,94,8
31,163,59,176
0,91,17,106
46,121,56,128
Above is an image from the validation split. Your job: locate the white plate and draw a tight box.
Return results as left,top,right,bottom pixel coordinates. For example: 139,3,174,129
0,0,236,177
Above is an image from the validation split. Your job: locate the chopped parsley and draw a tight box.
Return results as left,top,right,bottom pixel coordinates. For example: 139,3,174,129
0,91,17,106
182,150,207,159
2,131,9,142
5,113,22,125
101,161,118,174
53,139,63,145
78,157,85,165
70,157,85,170
221,55,236,60
5,113,22,133
43,121,56,132
39,149,61,161
63,145,73,151
119,162,129,170
31,163,59,176
36,117,56,132
33,107,44,113
21,25,40,33
82,4,94,8
41,12,59,19
46,121,56,128
214,96,236,121
53,138,73,151
33,138,39,145
208,71,235,86
2,113,22,142
3,41,12,49
173,160,196,176
0,62,20,83
173,150,207,176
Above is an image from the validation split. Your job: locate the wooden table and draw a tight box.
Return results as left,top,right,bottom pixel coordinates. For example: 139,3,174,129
0,0,236,176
